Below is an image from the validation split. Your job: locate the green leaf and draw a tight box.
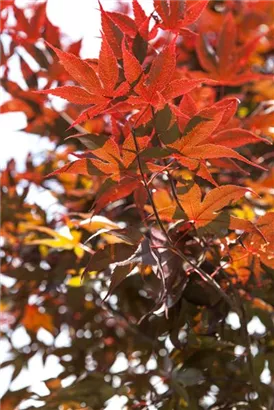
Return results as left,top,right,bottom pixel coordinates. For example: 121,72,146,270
155,104,172,133
183,115,209,136
160,122,181,144
140,147,171,158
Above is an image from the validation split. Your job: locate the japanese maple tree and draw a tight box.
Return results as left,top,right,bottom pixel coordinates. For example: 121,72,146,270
1,1,274,409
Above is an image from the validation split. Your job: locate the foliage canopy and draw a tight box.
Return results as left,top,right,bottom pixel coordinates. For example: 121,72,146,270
1,0,274,409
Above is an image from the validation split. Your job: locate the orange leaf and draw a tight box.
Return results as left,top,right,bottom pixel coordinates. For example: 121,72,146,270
46,159,105,178
145,188,175,221
93,177,141,214
161,78,202,100
22,305,54,334
100,3,123,58
180,184,249,228
177,110,224,149
182,143,266,170
211,128,268,148
146,39,176,98
37,86,100,105
243,212,274,269
122,38,143,84
46,42,102,94
99,34,119,93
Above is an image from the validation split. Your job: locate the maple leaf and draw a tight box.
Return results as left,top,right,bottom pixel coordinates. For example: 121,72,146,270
36,39,129,126
11,3,46,44
37,18,203,127
99,2,123,58
242,212,274,268
244,101,274,140
46,132,151,215
22,304,54,334
38,43,102,93
99,33,119,94
144,184,260,241
167,98,267,183
178,184,251,228
123,38,202,125
194,13,272,85
46,158,106,178
92,177,141,214
145,189,176,222
153,0,208,34
145,183,251,231
228,212,274,283
132,0,151,39
76,215,120,234
38,86,102,105
43,126,161,218
103,10,137,38
25,226,87,258
100,0,153,44
122,38,143,85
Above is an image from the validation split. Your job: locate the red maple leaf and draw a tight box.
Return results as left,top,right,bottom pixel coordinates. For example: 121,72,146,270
194,13,273,85
36,35,130,127
153,0,208,34
167,98,268,184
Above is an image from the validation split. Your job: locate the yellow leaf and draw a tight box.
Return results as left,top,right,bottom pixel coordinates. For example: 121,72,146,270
232,205,255,221
70,230,82,244
66,276,82,287
27,238,74,249
25,226,85,257
39,245,49,258
238,106,249,118
66,270,97,287
179,397,188,407
78,215,120,233
0,301,10,312
74,245,84,258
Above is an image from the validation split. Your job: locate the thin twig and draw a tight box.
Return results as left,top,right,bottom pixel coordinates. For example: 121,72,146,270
149,107,191,224
131,127,171,244
131,126,234,309
166,168,186,215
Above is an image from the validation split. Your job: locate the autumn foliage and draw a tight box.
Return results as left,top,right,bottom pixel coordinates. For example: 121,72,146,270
1,0,274,409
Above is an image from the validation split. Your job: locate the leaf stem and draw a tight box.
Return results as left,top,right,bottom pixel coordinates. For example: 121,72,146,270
131,127,171,244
